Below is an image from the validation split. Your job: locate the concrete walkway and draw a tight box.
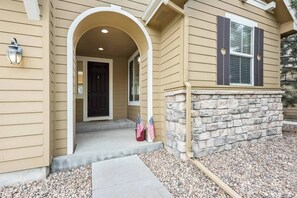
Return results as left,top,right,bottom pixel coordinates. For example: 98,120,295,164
92,155,172,198
51,128,163,172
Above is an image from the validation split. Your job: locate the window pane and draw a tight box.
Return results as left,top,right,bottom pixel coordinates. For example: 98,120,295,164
77,60,84,96
134,54,140,101
230,21,252,55
129,61,133,101
241,57,251,84
230,55,251,84
230,55,240,84
242,26,252,54
231,22,242,53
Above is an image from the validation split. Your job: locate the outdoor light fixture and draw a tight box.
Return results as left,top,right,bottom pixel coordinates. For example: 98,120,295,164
101,29,109,33
98,47,104,51
7,38,23,65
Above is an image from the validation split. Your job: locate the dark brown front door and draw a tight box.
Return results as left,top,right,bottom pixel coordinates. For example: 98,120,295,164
87,61,109,117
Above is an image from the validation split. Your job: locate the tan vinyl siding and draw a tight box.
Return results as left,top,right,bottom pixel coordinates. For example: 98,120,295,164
76,99,83,122
0,0,50,173
128,106,140,122
160,16,184,91
49,0,56,164
186,0,280,89
112,57,129,120
157,16,184,141
284,106,297,119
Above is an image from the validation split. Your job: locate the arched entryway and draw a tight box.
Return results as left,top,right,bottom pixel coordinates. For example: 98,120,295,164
67,5,153,154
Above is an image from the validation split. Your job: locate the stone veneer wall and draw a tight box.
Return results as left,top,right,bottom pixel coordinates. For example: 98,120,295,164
165,90,283,159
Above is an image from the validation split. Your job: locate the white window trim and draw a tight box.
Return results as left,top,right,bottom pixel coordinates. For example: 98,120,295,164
226,13,258,28
128,50,140,106
77,56,113,122
76,59,84,99
226,13,258,86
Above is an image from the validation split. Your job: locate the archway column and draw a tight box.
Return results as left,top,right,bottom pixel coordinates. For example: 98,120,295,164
67,5,154,154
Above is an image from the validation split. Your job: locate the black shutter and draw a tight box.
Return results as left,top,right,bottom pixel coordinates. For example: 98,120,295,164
217,16,230,85
254,27,264,86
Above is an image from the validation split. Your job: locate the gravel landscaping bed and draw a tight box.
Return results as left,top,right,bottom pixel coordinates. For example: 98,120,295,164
3,132,296,198
0,165,91,198
199,131,297,197
139,149,229,197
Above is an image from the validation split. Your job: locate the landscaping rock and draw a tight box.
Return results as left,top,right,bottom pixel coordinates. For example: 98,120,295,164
139,149,228,197
0,166,92,198
199,132,297,197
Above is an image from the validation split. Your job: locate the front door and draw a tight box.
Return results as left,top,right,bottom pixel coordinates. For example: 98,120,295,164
87,61,109,117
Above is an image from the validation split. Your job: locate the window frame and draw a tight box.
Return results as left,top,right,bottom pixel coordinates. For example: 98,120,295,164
226,13,258,86
128,50,140,106
76,59,85,99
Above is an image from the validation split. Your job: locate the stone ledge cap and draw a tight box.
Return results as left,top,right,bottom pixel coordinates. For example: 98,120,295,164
191,90,284,95
165,90,186,97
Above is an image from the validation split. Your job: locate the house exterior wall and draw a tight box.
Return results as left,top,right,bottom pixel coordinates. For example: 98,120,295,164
163,0,284,159
76,99,83,122
284,107,297,119
158,16,185,141
49,0,56,165
53,0,163,156
128,106,140,122
165,91,283,159
186,0,280,89
0,0,51,173
0,0,287,175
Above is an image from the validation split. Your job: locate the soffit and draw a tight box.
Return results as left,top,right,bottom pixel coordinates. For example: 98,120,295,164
76,26,137,57
148,3,178,29
266,0,292,23
143,0,187,29
171,0,188,7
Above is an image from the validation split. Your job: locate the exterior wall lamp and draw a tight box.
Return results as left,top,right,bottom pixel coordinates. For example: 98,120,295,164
7,38,23,65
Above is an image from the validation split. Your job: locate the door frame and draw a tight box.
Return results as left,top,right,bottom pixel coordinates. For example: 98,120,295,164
77,56,113,121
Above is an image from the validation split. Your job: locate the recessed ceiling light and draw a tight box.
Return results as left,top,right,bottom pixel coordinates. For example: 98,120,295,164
101,29,109,33
98,47,104,51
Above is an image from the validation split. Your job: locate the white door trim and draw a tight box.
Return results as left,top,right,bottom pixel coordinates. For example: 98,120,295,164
77,56,113,122
67,6,154,154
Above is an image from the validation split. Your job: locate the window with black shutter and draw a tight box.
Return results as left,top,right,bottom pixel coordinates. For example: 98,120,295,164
217,13,264,86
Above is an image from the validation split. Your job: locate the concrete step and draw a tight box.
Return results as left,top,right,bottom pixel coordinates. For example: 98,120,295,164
51,128,163,172
76,119,136,133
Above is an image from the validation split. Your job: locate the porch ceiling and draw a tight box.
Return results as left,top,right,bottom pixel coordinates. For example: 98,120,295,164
76,26,137,57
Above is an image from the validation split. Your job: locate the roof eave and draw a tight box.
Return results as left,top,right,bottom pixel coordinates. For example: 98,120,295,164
283,0,297,34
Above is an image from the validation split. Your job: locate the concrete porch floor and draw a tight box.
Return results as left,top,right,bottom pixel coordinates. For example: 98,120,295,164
51,127,163,172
